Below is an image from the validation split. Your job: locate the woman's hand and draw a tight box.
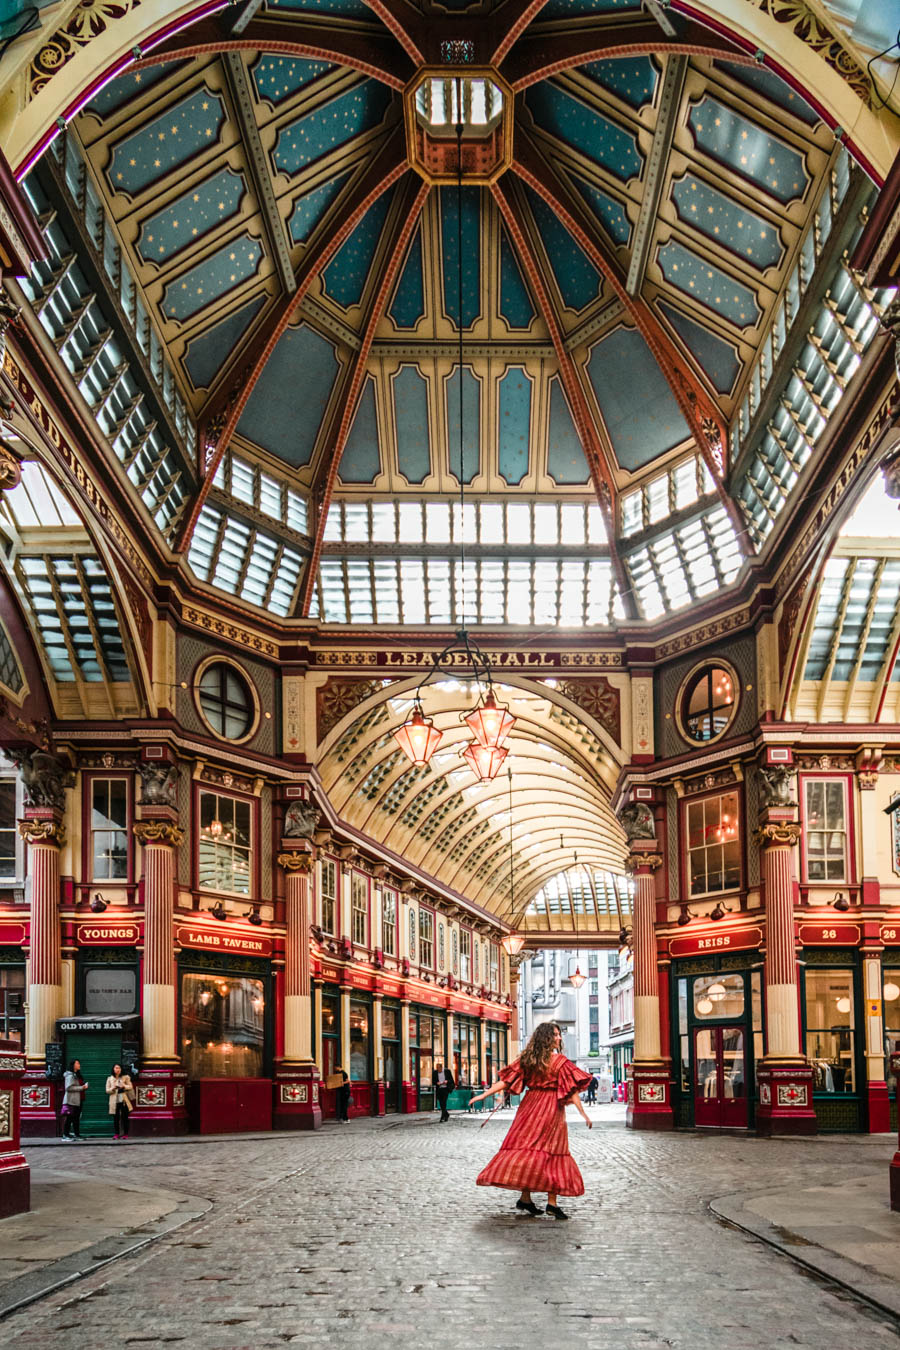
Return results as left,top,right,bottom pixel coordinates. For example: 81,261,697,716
586,1119,593,1129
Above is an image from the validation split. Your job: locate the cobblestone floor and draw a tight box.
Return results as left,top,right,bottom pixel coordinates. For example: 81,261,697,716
3,1112,899,1349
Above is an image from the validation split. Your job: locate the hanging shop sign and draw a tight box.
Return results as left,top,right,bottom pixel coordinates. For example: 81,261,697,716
76,922,140,946
58,1015,140,1033
880,925,900,945
798,923,860,946
669,925,763,958
0,922,26,944
175,926,272,958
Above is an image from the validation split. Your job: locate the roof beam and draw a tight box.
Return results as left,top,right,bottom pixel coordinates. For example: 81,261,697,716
626,54,687,297
137,15,412,89
222,51,295,295
500,13,744,89
360,0,427,65
489,0,550,66
175,125,408,552
490,175,637,618
297,174,431,617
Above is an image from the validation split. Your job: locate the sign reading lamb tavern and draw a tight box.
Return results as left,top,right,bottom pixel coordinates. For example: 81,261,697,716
176,925,272,957
668,925,763,958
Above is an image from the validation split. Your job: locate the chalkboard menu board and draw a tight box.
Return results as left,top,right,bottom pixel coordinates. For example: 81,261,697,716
122,1040,140,1075
45,1042,64,1080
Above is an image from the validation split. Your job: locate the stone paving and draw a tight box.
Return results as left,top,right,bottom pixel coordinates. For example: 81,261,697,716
2,1109,899,1349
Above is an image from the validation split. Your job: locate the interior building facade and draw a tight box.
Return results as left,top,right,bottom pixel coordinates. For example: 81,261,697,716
0,0,899,1155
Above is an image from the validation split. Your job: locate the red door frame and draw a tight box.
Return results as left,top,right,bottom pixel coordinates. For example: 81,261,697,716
693,1024,748,1129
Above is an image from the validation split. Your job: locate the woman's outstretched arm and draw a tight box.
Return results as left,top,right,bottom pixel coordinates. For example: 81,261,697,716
468,1077,506,1106
565,1091,593,1128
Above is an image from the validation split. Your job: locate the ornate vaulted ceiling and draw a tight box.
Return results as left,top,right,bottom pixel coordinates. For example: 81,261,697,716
15,0,872,628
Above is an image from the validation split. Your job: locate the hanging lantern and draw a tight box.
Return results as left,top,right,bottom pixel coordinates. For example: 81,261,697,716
464,688,515,749
501,931,526,957
462,739,508,780
392,700,443,766
569,965,586,989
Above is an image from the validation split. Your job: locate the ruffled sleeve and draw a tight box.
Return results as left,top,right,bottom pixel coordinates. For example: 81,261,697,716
499,1059,525,1094
556,1056,593,1102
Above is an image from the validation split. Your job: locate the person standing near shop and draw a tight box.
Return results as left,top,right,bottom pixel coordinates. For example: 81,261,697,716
106,1063,134,1139
336,1068,352,1124
586,1074,598,1105
433,1062,455,1122
61,1059,88,1140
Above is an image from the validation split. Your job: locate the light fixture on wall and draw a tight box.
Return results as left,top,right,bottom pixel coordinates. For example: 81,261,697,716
500,769,526,957
832,892,851,912
209,900,228,921
676,904,695,927
709,901,733,921
90,893,108,913
392,81,515,781
245,906,263,926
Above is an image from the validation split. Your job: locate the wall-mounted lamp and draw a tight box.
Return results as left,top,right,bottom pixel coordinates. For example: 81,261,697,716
676,904,694,927
709,901,733,921
90,893,108,913
210,901,228,921
832,892,851,912
245,906,263,926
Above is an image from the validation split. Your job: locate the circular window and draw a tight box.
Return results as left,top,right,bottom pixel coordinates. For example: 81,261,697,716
195,660,258,742
679,663,738,744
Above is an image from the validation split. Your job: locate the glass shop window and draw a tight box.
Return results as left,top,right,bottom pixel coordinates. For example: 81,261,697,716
0,777,19,880
381,1006,399,1041
678,978,689,1094
460,928,471,981
693,973,745,1019
181,972,265,1078
91,778,129,880
805,969,855,1094
686,791,740,897
320,859,336,935
419,909,434,968
885,969,900,1094
382,888,397,956
453,1016,480,1087
198,792,252,896
349,999,370,1081
489,942,499,992
350,871,368,946
0,966,25,1047
803,779,847,882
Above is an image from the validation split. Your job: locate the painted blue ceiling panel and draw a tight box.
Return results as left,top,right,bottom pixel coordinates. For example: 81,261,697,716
183,296,266,390
268,0,372,15
389,227,425,328
498,367,533,485
582,56,659,110
499,228,535,328
688,96,810,205
107,88,226,197
394,366,431,484
322,191,391,308
87,62,183,116
525,187,602,312
251,55,335,105
572,174,631,247
524,83,643,183
272,81,393,178
161,236,263,321
136,167,245,264
339,379,380,483
657,240,761,329
288,173,350,244
657,299,742,397
587,328,691,470
542,0,640,14
447,368,481,484
717,61,820,127
547,378,590,485
670,174,783,271
441,186,481,328
237,324,339,466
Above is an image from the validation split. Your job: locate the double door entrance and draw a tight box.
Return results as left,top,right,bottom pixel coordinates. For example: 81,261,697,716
693,1025,747,1129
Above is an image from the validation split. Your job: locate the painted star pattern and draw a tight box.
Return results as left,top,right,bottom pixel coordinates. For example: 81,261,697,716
162,236,263,321
108,88,226,196
137,167,245,264
688,96,809,205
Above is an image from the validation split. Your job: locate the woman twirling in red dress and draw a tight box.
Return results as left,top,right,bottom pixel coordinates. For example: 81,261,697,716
470,1022,593,1220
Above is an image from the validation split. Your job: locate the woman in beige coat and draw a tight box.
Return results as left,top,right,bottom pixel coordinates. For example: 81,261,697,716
106,1064,134,1139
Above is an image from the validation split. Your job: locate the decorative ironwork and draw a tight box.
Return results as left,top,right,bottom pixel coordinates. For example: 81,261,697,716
440,40,474,64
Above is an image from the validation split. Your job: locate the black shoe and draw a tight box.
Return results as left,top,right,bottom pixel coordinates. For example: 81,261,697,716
546,1204,569,1220
515,1200,541,1217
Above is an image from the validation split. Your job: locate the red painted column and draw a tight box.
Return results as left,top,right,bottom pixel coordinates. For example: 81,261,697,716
0,1039,29,1216
755,815,816,1135
131,814,188,1135
891,1047,900,1209
274,847,322,1129
626,845,672,1130
18,811,65,1137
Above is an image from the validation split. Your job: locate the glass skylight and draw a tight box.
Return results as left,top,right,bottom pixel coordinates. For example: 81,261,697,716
624,505,743,619
620,453,716,538
323,499,607,547
187,503,304,615
526,868,633,918
214,450,309,535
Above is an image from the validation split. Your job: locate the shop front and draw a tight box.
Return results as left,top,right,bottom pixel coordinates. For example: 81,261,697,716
0,936,25,1050
381,1001,401,1113
800,945,865,1133
484,1019,508,1085
348,994,373,1116
319,986,341,1120
450,1012,481,1109
409,1004,446,1112
57,1014,141,1138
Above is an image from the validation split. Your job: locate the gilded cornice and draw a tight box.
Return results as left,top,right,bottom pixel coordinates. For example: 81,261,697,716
133,820,185,847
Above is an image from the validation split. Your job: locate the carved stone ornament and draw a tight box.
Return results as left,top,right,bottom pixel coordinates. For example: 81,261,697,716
284,800,321,839
277,851,314,873
0,1088,11,1140
9,747,74,810
882,445,900,501
554,677,621,744
18,817,66,847
758,765,797,809
139,761,179,808
618,801,656,841
857,770,879,790
624,852,664,873
0,436,22,492
133,820,185,847
754,822,802,848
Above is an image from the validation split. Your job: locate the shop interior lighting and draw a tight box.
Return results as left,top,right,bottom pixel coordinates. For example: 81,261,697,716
836,996,851,1014
884,981,900,1001
697,997,714,1015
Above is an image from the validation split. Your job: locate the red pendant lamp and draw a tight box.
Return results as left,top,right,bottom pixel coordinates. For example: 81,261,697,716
463,688,515,749
462,739,507,780
392,699,443,767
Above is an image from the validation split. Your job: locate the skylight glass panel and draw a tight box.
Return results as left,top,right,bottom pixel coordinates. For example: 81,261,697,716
586,503,607,545
621,491,642,537
398,502,425,542
371,502,396,542
533,502,558,545
673,458,698,511
480,502,504,542
259,473,282,521
506,502,530,544
426,502,451,543
647,474,668,523
232,457,255,505
287,490,308,534
560,502,586,546
323,505,342,541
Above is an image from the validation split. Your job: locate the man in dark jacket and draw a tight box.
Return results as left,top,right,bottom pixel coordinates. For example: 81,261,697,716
433,1063,455,1122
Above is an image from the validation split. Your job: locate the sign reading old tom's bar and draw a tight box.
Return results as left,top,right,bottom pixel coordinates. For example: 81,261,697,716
176,925,273,958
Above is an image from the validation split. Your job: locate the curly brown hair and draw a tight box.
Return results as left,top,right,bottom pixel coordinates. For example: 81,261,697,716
519,1022,560,1082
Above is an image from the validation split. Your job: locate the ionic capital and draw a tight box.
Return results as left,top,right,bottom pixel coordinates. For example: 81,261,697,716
133,820,185,848
277,850,314,873
625,852,664,874
754,822,802,848
18,818,66,847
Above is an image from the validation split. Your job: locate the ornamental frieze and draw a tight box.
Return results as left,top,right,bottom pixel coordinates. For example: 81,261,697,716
317,677,390,744
181,606,278,657
29,0,142,99
551,677,621,745
133,820,184,847
752,0,875,108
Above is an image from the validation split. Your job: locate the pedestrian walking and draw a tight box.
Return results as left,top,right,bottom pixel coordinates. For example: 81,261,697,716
106,1063,134,1138
470,1022,592,1220
433,1062,455,1122
61,1059,88,1140
586,1074,598,1105
336,1068,351,1123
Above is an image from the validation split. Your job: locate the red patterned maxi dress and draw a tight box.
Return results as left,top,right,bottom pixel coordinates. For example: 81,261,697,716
476,1054,593,1197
